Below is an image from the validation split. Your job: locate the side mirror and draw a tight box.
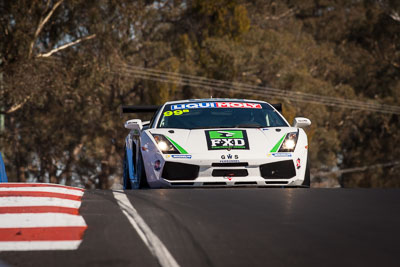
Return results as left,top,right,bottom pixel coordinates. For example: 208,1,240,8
124,119,143,133
292,117,311,128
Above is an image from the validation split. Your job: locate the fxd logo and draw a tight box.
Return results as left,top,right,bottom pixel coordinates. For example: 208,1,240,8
205,130,249,150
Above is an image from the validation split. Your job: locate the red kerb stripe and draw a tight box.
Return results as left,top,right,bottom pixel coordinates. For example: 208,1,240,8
0,206,79,215
0,191,81,201
0,227,87,241
0,183,84,192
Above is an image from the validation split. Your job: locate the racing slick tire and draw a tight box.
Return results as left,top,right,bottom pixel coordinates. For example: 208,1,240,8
132,153,148,189
302,158,310,187
123,150,132,190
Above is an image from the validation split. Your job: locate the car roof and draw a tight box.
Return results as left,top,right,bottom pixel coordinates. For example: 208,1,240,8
164,98,270,105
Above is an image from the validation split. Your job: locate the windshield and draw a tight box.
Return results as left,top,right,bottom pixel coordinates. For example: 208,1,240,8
157,101,288,129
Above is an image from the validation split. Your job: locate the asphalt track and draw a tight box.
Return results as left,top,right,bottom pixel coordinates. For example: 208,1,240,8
1,188,399,267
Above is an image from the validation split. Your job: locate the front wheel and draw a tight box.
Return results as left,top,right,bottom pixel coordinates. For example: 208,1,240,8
131,153,148,189
123,150,132,189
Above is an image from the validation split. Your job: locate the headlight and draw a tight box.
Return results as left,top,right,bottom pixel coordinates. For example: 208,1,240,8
152,134,179,154
279,132,298,152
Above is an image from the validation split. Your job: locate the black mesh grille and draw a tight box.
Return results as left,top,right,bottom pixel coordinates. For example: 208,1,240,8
170,182,195,186
235,181,257,185
162,162,199,180
265,181,289,185
203,182,227,186
260,160,296,179
212,162,249,167
212,169,248,177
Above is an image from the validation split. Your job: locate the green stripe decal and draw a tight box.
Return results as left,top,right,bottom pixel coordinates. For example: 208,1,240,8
270,134,286,153
166,136,188,154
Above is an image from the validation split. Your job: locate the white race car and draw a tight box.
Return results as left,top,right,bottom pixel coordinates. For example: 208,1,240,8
122,99,311,189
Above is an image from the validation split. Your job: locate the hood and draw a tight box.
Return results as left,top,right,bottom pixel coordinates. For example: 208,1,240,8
148,127,297,155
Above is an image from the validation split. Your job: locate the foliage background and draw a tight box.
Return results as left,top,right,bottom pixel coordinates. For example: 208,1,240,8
1,0,399,188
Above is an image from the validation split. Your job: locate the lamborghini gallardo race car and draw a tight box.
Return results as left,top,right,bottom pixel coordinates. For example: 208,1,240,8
122,99,311,189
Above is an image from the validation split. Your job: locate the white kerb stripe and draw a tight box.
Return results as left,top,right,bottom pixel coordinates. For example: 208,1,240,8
0,187,84,197
113,190,180,267
0,213,87,228
0,241,82,251
0,197,82,209
2,183,83,190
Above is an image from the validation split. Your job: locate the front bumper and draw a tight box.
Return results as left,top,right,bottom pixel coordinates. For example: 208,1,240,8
148,157,306,188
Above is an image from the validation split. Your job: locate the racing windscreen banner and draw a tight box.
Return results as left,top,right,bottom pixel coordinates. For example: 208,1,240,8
205,130,249,150
171,102,262,110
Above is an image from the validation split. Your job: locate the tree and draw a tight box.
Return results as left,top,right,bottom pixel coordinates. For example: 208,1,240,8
1,0,399,188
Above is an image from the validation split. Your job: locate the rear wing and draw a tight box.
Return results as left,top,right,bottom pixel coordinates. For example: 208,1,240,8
121,105,160,113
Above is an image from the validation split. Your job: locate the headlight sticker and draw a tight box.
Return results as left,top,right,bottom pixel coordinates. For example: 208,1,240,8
270,132,299,153
270,134,286,153
164,136,188,154
152,134,188,154
205,130,249,150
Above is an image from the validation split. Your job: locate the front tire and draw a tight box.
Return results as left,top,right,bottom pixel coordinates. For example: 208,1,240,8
302,158,310,187
123,151,132,189
131,153,147,189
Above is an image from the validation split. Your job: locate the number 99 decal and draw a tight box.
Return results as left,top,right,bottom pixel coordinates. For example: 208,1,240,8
164,109,189,116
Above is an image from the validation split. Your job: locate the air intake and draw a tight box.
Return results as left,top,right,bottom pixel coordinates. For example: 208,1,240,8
203,182,227,186
162,162,199,180
212,162,249,167
235,182,257,185
260,160,296,179
170,182,195,186
265,181,289,185
212,169,248,177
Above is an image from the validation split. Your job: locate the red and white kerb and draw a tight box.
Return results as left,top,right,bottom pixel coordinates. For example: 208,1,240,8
0,183,87,251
